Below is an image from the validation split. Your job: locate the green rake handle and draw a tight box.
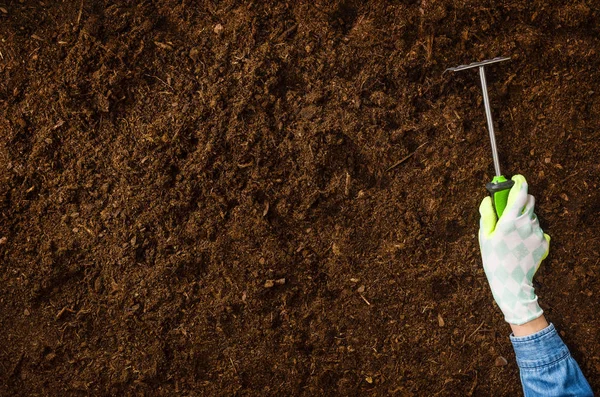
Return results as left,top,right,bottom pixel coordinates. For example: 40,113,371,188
486,175,515,218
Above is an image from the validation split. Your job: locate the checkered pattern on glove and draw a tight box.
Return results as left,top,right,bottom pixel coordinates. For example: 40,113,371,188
478,175,550,325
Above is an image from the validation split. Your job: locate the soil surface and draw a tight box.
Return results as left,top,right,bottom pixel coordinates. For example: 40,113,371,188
1,1,600,395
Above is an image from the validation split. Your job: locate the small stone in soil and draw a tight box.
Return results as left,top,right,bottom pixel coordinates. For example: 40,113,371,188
264,279,285,287
437,313,445,327
332,243,341,256
495,356,508,366
189,47,200,61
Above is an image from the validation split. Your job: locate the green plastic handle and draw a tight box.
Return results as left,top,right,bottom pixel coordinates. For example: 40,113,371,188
485,175,515,218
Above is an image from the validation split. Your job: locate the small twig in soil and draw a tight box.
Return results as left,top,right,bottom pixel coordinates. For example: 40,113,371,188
359,294,371,306
564,170,579,182
8,352,24,380
344,172,351,196
51,119,65,130
467,320,485,340
386,142,428,172
145,74,174,91
56,306,75,320
467,370,478,396
76,0,84,28
277,23,298,42
229,357,238,375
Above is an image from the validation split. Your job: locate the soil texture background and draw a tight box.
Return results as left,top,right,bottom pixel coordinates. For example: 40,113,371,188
1,0,600,395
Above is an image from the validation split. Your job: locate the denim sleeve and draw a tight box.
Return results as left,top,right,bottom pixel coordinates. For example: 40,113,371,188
510,323,593,397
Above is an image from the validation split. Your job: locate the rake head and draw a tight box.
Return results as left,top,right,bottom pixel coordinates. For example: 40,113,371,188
446,56,510,72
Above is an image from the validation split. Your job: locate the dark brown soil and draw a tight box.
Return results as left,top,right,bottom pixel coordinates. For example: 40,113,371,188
1,1,599,395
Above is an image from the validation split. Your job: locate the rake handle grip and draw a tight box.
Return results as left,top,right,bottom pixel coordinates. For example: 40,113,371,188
486,176,515,218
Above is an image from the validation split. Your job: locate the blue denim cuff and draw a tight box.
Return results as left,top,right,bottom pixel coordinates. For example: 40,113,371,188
510,323,570,369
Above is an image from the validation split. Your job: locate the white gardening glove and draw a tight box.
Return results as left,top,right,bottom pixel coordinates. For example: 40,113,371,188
478,175,550,325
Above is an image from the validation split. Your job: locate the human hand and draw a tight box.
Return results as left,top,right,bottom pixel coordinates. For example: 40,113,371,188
478,175,550,325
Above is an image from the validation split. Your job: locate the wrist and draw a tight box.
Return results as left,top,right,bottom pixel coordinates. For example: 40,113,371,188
496,287,543,326
510,314,548,337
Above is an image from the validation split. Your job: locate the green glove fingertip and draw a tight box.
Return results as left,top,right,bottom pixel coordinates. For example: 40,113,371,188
542,233,551,261
502,174,529,218
479,196,497,237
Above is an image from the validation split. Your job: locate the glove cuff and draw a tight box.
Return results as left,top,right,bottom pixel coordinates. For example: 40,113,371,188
502,296,543,326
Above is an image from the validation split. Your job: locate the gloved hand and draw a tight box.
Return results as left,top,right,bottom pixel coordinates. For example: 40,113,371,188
478,175,550,325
